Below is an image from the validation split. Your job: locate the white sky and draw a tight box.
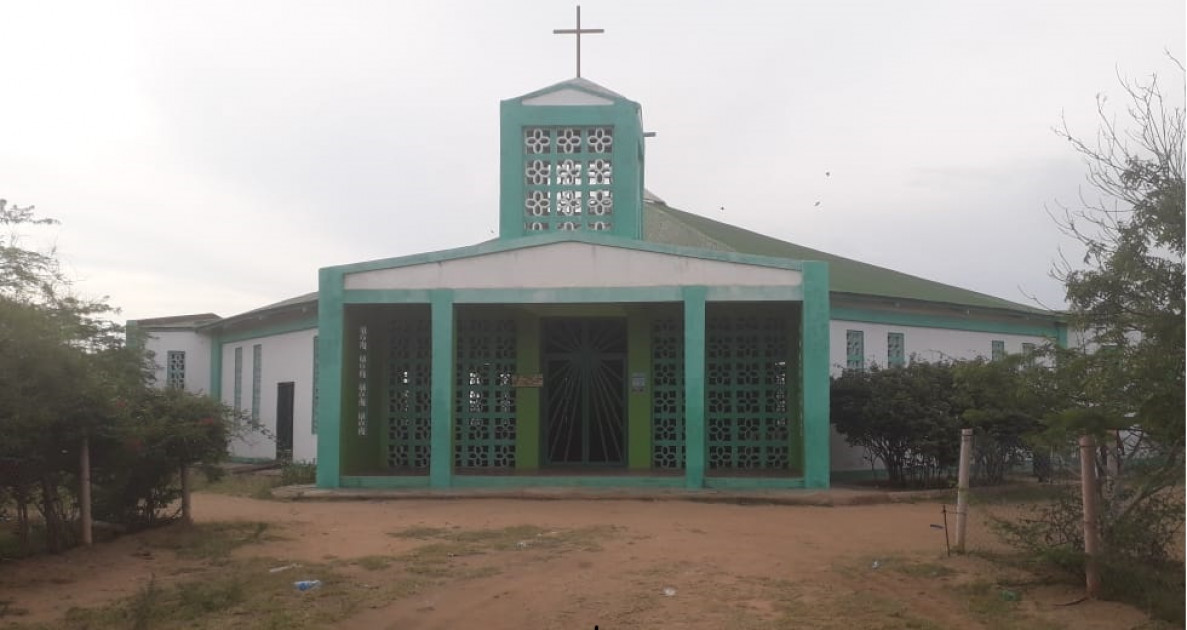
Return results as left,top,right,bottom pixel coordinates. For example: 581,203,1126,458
1,0,1183,321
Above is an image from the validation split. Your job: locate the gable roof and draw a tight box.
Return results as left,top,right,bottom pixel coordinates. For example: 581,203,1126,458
510,77,635,104
643,199,1052,316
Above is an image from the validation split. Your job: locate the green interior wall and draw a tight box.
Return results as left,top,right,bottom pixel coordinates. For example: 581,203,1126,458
626,309,652,470
339,306,384,475
514,310,541,470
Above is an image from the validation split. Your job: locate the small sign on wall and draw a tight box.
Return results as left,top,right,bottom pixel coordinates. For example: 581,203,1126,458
631,372,646,393
513,374,544,388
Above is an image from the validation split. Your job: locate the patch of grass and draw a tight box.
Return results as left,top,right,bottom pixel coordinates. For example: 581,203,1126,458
390,523,617,552
279,462,317,486
950,580,1059,630
892,560,957,579
26,556,427,630
968,482,1070,506
352,555,394,571
387,525,451,539
194,473,283,499
143,521,274,560
389,524,619,578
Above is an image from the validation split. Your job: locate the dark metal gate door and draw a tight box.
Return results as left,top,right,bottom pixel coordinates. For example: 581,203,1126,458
542,318,627,466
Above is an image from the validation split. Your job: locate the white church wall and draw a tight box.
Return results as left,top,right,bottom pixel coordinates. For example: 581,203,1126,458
143,330,211,395
826,319,1054,473
222,328,318,463
344,242,802,291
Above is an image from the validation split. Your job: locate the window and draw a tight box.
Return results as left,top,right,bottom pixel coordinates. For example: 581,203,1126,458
166,351,186,389
887,332,905,368
312,335,319,434
991,340,1005,361
522,126,615,233
251,344,262,426
1021,342,1035,356
846,330,865,370
233,347,243,413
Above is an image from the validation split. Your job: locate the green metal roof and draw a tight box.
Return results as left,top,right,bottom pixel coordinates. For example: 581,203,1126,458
643,200,1053,315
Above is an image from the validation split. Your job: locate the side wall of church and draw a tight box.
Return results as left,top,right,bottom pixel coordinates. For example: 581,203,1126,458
826,320,1054,472
222,329,318,463
143,330,212,395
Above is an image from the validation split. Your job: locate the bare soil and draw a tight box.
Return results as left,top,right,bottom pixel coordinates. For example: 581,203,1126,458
0,492,1159,629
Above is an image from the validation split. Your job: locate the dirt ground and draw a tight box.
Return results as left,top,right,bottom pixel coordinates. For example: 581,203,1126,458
0,491,1160,629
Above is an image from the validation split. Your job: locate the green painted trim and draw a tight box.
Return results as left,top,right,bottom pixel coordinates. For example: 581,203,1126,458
831,306,1060,338
452,475,683,489
315,269,345,488
802,262,830,489
218,315,319,345
706,286,802,301
343,290,433,304
704,477,806,490
787,306,804,475
1055,322,1069,348
344,286,804,307
627,309,652,470
682,287,707,489
515,313,541,470
456,287,683,304
341,476,430,489
429,290,455,488
327,231,806,276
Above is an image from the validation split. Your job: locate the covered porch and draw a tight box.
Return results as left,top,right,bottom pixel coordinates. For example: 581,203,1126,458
314,235,830,490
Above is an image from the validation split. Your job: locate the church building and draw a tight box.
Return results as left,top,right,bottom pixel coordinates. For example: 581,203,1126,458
130,24,1066,491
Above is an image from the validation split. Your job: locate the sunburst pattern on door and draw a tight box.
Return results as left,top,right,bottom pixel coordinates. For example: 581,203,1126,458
543,319,627,465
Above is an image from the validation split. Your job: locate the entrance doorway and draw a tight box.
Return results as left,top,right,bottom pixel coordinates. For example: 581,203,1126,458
542,318,627,466
276,381,294,461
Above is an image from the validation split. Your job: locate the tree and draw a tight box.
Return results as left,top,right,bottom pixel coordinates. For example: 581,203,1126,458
997,63,1185,621
0,200,234,555
1053,62,1185,455
831,361,962,487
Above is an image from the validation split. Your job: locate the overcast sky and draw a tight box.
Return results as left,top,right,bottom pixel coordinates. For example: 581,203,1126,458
2,0,1183,321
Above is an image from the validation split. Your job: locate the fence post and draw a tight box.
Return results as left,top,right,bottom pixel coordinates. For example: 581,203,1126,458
1079,435,1101,598
80,436,93,546
955,427,973,553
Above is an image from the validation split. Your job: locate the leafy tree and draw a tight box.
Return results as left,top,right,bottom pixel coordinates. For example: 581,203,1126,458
0,200,235,555
995,63,1185,621
952,355,1050,484
831,361,962,487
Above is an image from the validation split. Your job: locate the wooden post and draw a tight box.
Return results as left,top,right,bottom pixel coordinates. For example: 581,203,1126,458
180,463,193,526
1079,435,1101,598
955,427,973,553
80,436,93,546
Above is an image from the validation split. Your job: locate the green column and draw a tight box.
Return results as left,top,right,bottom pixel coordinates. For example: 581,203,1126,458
429,290,455,488
1055,322,1069,349
801,262,830,488
515,311,540,470
682,287,707,489
627,309,652,470
787,306,804,475
315,268,345,488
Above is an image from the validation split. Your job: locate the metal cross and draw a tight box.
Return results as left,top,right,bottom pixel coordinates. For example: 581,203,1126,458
553,6,604,78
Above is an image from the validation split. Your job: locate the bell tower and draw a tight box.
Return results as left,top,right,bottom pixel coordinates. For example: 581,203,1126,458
498,9,645,240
